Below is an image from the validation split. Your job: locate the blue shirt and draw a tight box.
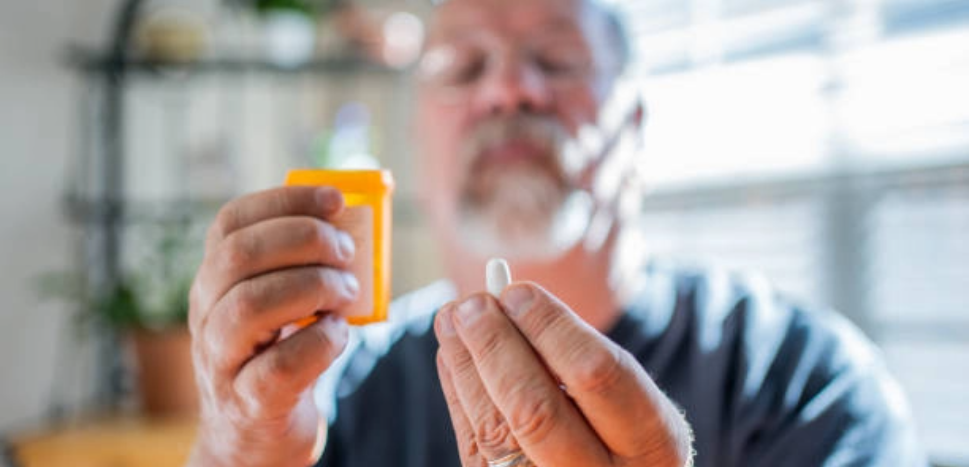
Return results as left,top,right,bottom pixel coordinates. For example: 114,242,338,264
315,263,926,466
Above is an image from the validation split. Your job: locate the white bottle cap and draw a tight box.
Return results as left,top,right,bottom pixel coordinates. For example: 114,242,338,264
486,258,512,298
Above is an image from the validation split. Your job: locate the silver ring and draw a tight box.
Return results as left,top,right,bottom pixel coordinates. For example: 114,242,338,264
487,451,533,467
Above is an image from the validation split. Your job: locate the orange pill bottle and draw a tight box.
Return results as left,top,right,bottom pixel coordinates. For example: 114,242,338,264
285,169,395,325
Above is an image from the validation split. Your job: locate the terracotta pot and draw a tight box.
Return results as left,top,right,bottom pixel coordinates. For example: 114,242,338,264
128,327,198,418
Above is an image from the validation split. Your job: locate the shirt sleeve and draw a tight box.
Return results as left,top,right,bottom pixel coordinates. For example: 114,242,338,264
640,267,929,467
727,296,927,466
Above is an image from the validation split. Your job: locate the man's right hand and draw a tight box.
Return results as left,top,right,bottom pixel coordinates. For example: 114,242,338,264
187,186,359,467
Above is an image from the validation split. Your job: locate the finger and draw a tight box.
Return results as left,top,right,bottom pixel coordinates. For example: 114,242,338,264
200,266,359,376
193,215,355,325
207,186,344,248
437,349,483,467
233,315,349,420
435,304,520,464
500,282,689,459
448,294,610,466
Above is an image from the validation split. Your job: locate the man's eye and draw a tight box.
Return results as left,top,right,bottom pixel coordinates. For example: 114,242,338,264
444,56,486,85
420,47,485,87
536,51,591,78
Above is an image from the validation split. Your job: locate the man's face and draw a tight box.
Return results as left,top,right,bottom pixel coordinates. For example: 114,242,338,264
415,0,616,260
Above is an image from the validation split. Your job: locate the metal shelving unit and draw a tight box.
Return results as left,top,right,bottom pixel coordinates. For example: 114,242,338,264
63,0,404,410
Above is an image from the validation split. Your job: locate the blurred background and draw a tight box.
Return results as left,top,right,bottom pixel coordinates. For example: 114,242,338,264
0,0,966,466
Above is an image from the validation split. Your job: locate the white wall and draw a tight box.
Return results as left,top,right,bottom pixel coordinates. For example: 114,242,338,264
0,0,116,432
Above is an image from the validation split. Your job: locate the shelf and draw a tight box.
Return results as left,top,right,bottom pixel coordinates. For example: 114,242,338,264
6,414,197,467
63,193,424,226
63,194,227,225
66,45,405,78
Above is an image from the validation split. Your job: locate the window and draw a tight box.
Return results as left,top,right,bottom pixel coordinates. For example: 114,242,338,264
612,0,969,463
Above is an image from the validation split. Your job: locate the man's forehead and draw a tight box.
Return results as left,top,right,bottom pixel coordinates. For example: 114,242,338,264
428,0,589,40
431,0,585,14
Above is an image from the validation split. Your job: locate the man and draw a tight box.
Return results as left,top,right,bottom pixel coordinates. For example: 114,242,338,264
186,0,926,465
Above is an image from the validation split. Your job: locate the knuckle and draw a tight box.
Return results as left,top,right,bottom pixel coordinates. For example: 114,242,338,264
493,371,535,405
472,327,505,366
507,392,557,446
212,203,241,240
264,347,298,383
527,301,571,342
435,349,447,372
631,411,693,466
226,281,261,325
572,344,629,395
291,269,321,301
220,233,259,272
447,345,477,377
201,329,236,374
264,322,339,384
473,413,513,452
234,382,274,422
190,335,209,370
269,188,297,213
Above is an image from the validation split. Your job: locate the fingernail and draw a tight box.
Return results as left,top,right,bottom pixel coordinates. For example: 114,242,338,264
456,295,485,327
336,230,355,262
437,305,456,336
342,272,359,297
502,285,534,317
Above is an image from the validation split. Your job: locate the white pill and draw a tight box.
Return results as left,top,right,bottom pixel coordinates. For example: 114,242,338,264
486,258,512,298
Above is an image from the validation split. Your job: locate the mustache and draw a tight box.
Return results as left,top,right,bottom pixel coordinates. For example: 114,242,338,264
461,114,570,167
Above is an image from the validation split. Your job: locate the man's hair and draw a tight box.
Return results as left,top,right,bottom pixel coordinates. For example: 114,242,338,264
589,0,634,76
427,0,635,76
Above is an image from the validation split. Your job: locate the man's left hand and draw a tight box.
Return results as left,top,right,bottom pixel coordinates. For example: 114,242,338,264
434,282,693,467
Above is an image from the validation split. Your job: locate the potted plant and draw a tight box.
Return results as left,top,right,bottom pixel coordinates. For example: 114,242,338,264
40,224,202,418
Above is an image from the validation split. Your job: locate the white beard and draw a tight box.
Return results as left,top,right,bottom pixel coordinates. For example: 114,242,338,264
456,163,594,261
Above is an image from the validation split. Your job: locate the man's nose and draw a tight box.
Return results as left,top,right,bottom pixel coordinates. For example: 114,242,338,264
475,60,552,116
